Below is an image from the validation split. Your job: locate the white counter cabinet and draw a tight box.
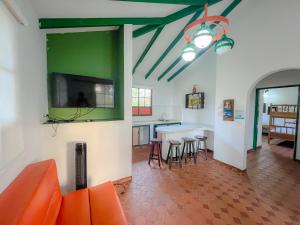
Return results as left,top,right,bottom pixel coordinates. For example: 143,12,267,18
156,124,214,160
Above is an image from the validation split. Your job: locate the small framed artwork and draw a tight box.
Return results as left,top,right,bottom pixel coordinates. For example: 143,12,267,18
185,92,204,109
223,99,234,121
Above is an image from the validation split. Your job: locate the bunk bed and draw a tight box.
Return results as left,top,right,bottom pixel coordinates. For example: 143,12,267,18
268,104,297,144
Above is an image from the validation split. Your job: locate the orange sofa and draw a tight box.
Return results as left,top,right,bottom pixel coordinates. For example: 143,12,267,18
0,159,128,225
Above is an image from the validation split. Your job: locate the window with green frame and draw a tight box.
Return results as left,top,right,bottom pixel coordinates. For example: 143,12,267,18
132,88,152,116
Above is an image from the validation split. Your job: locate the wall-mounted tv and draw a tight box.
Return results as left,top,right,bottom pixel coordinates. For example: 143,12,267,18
51,73,114,108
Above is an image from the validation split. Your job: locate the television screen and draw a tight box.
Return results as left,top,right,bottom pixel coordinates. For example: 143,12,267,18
51,73,114,108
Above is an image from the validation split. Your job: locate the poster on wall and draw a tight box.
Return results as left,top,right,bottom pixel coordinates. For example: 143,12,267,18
235,110,245,120
185,92,205,109
223,99,234,121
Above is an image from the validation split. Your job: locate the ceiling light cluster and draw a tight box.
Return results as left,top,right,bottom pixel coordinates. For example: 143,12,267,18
181,4,235,62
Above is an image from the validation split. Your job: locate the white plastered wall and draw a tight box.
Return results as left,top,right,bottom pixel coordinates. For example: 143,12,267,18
214,0,300,170
0,0,47,191
41,25,133,193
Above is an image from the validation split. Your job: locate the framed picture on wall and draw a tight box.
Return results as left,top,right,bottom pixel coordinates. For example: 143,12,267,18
185,92,205,109
223,99,234,121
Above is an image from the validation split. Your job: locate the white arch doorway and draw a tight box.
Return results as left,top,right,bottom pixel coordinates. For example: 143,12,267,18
247,69,300,162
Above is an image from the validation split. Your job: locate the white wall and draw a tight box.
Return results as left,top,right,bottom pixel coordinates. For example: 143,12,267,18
173,50,216,127
0,0,47,191
214,0,300,170
41,25,133,193
256,70,300,88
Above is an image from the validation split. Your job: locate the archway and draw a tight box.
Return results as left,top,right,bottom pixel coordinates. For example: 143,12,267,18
245,69,300,165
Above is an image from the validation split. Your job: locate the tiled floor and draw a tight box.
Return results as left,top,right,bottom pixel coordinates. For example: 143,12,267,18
119,139,300,225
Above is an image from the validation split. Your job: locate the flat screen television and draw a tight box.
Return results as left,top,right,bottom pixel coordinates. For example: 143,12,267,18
51,73,114,108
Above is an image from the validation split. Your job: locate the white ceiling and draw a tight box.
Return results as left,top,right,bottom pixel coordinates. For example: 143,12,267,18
29,0,235,82
29,0,184,18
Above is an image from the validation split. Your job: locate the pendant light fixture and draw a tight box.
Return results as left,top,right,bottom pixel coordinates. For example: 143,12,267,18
214,35,235,55
181,4,235,60
182,44,197,62
193,23,214,49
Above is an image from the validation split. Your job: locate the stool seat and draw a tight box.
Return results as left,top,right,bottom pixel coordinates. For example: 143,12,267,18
182,137,196,143
167,141,182,169
148,139,162,167
195,136,207,141
151,138,162,143
181,138,197,164
195,136,208,160
169,140,181,145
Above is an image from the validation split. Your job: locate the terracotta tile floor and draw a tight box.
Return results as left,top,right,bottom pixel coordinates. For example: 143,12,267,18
119,139,300,225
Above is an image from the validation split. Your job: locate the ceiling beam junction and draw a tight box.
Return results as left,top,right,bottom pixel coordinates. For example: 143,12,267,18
133,0,221,38
144,9,203,79
166,0,242,82
133,26,164,74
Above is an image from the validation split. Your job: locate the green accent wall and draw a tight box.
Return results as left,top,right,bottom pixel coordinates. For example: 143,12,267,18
47,28,124,122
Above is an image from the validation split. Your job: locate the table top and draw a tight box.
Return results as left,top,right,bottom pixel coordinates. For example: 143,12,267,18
156,124,214,134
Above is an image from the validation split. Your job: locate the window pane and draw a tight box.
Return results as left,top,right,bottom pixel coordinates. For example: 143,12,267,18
139,98,145,107
95,84,105,93
139,88,145,97
132,88,138,97
105,94,114,107
132,97,139,107
105,85,114,95
96,93,105,107
144,97,151,107
145,89,151,97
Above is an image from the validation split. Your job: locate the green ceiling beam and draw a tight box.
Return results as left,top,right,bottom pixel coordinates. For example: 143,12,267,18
157,56,181,81
133,0,221,38
117,0,211,5
39,17,163,29
133,5,199,38
166,0,242,82
144,9,203,79
133,26,164,74
133,25,162,38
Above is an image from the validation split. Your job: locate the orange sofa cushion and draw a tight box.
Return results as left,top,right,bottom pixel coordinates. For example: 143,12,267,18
0,159,62,225
0,160,128,225
89,182,128,225
56,189,91,225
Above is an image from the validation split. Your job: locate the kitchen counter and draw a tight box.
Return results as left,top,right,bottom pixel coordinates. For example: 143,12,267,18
156,124,214,134
132,120,181,126
155,123,214,160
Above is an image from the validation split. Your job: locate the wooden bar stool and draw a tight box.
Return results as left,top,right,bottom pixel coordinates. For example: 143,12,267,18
148,138,162,167
166,140,182,169
181,137,197,164
195,136,208,160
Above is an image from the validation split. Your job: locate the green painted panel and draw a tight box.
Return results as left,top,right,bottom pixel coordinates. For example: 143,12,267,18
252,89,260,150
47,29,124,121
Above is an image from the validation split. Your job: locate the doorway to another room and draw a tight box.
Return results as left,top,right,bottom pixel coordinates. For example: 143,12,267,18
253,86,300,160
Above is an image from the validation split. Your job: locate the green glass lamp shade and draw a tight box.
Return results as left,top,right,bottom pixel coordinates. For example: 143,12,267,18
192,23,214,49
215,35,235,55
181,44,197,62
